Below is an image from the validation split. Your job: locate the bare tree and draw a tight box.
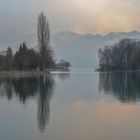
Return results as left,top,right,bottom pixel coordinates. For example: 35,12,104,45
37,12,51,71
98,46,112,71
98,38,140,71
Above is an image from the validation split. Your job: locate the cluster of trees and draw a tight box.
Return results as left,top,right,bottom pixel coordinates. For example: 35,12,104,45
0,12,70,71
14,43,39,70
57,59,71,70
0,42,55,71
98,38,140,71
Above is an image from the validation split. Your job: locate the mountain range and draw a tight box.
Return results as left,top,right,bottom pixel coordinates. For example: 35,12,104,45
51,31,140,68
1,30,140,69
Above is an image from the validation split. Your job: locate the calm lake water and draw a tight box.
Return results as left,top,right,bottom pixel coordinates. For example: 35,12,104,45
1,71,140,140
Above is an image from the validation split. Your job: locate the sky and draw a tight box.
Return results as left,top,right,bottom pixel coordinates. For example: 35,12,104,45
0,0,140,47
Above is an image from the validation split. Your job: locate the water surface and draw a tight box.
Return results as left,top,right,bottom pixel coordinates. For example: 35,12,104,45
0,71,140,140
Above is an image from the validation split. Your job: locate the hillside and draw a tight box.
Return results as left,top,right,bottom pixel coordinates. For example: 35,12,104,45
52,31,140,68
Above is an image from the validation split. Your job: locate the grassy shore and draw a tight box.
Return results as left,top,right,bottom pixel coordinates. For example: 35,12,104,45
0,70,50,78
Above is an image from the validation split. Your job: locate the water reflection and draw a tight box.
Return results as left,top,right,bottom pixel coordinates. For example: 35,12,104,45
99,72,140,102
0,75,54,132
57,72,70,81
38,75,54,132
13,77,39,103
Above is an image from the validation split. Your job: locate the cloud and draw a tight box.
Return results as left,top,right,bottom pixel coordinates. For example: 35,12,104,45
0,0,140,48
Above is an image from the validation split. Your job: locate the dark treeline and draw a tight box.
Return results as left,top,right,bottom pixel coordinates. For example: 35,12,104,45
0,12,70,71
98,38,140,71
99,72,140,103
0,42,55,70
14,43,40,70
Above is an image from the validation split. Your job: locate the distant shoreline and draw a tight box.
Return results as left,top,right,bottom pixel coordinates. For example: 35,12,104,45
0,70,50,78
96,69,140,73
0,68,71,78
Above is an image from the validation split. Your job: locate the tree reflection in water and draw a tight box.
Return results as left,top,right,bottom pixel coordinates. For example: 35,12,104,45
13,77,39,103
99,72,140,102
0,75,55,132
37,75,54,132
57,72,70,81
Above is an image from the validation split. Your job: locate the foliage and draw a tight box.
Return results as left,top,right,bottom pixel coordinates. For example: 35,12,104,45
0,12,68,71
13,42,39,70
98,38,140,71
0,47,13,70
57,59,71,68
37,12,54,70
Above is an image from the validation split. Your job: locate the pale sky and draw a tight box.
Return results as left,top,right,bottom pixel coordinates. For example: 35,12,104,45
0,0,140,47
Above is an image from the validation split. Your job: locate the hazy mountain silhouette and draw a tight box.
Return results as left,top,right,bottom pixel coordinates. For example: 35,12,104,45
52,31,140,68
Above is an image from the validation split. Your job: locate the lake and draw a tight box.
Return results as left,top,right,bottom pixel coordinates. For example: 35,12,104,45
0,71,140,140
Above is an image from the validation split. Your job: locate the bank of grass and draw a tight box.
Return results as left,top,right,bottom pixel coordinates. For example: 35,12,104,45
0,66,71,78
0,70,50,78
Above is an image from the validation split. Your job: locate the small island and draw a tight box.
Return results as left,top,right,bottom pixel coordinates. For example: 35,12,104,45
0,12,70,77
98,38,140,71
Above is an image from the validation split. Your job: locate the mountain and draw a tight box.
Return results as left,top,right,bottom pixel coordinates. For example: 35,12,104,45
51,31,140,68
1,30,140,69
